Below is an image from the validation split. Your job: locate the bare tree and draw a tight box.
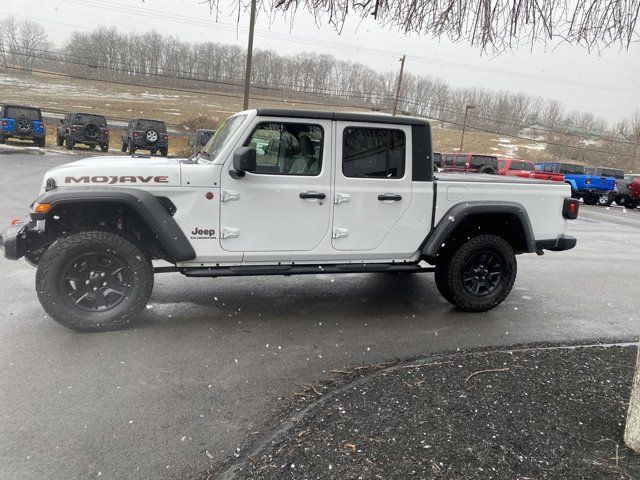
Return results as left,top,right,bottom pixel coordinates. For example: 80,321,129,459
17,20,48,72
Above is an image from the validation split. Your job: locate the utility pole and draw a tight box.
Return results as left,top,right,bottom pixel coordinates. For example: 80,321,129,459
243,0,257,110
459,105,475,151
392,54,406,116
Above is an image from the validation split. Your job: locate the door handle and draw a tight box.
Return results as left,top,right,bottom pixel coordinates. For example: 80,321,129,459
378,194,402,201
300,191,326,199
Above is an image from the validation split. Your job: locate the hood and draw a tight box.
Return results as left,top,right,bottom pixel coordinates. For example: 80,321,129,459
42,155,182,192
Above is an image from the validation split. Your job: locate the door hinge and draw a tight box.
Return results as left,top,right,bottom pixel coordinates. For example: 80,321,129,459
220,227,239,239
221,190,240,202
334,193,351,204
332,227,349,239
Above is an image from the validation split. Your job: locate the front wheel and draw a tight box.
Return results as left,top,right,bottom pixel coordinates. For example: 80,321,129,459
36,231,154,331
437,235,517,312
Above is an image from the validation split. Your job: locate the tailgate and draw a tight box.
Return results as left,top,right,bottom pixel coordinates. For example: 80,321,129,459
589,176,615,190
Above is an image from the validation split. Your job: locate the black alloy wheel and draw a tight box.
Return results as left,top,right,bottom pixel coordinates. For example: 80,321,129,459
62,251,133,313
461,251,504,297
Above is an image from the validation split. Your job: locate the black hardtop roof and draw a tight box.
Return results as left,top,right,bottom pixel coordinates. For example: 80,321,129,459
133,118,166,123
255,109,430,127
69,112,107,118
2,104,41,111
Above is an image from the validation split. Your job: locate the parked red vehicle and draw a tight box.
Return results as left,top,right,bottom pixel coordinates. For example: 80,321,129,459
627,178,640,209
440,153,498,174
498,158,565,182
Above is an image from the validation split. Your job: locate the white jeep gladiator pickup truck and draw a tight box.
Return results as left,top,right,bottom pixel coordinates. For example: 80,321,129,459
1,109,578,331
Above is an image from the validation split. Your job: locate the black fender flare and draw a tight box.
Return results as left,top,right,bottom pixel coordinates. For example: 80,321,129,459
31,187,196,262
421,201,536,260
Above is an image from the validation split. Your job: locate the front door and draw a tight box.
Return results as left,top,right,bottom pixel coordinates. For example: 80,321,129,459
332,122,413,251
219,118,332,254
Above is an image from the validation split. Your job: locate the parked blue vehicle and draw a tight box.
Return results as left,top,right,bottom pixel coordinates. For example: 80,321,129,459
535,162,615,205
0,104,46,147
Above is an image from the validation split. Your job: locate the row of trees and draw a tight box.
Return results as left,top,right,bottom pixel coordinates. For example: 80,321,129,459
0,17,637,168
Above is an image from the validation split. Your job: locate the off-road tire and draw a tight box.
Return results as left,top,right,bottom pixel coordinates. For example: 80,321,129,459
56,135,64,147
129,144,137,155
598,193,614,206
626,200,639,210
583,194,598,205
66,136,75,150
100,143,109,153
478,166,496,175
0,136,5,144
615,195,627,207
440,235,516,312
159,147,168,157
121,142,128,153
434,255,455,304
36,231,154,332
35,137,45,148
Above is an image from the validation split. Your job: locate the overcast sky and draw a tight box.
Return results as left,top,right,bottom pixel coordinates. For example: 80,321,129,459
1,0,638,124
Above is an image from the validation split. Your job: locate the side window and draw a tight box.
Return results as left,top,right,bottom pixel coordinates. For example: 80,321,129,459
244,122,323,176
544,164,554,173
455,155,467,167
342,127,405,179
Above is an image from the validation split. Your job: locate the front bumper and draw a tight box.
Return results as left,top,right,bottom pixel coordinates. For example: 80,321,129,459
0,219,29,260
535,235,577,253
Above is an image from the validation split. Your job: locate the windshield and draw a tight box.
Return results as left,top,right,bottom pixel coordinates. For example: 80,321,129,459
200,114,247,162
4,106,41,121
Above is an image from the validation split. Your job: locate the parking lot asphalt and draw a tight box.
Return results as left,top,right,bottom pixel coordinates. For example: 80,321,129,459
0,151,639,480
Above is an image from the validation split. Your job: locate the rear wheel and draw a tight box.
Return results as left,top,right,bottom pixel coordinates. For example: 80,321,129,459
437,235,516,312
0,136,5,144
121,142,128,153
36,231,154,332
159,147,168,157
583,194,598,205
100,143,109,153
626,200,639,210
56,135,64,147
598,193,614,206
66,136,74,150
35,137,45,148
129,144,137,155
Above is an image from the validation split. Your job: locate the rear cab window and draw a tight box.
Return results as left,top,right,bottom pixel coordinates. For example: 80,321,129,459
135,119,167,132
3,106,41,121
72,114,107,126
558,163,585,175
470,155,498,169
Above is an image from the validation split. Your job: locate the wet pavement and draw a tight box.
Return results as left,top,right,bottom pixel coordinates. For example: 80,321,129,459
0,152,638,480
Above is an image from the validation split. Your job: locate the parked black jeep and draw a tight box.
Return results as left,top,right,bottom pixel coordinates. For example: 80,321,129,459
0,105,46,147
57,113,109,152
121,119,168,156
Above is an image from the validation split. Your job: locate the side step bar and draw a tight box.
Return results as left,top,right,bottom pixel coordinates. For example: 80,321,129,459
154,263,435,277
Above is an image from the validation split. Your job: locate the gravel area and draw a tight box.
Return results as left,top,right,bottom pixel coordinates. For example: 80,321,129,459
234,346,639,479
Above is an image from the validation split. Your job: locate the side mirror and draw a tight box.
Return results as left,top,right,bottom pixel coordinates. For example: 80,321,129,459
188,140,195,147
230,147,256,178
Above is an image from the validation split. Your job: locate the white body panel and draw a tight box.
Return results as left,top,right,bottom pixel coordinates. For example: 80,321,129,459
38,110,571,268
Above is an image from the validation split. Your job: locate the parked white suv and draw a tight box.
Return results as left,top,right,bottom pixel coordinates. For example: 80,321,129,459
1,109,578,331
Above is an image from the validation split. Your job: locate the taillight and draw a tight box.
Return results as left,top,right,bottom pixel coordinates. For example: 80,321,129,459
563,198,579,219
162,134,168,140
1,120,7,127
104,129,109,135
585,178,591,185
133,131,139,137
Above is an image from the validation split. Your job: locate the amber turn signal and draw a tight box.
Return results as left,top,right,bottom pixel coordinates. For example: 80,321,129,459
31,203,53,214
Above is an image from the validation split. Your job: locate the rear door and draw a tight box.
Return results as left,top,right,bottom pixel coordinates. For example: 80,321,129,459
332,121,412,251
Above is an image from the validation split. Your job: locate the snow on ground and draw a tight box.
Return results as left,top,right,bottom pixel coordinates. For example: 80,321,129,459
0,144,45,155
522,143,547,151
